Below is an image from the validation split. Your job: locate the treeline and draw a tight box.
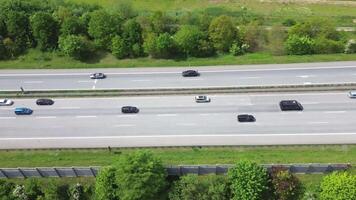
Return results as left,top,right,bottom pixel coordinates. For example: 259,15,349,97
1,151,355,200
0,0,356,62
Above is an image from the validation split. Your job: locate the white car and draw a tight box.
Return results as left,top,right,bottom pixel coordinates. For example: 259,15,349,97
349,91,356,98
195,95,211,103
0,99,14,106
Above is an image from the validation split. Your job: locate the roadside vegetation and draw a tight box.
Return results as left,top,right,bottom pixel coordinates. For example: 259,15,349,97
0,0,356,69
1,150,355,200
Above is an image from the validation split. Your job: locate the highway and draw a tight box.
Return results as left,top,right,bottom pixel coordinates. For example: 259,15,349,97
1,62,356,91
0,92,355,148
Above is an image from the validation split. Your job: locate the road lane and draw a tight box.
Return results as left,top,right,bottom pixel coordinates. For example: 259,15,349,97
1,62,356,91
0,92,356,148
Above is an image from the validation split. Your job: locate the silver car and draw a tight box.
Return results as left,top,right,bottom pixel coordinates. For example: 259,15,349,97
0,99,14,106
349,91,356,98
195,96,211,103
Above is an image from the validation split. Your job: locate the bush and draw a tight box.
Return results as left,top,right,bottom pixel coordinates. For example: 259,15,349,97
122,19,143,57
68,183,85,200
266,25,287,55
282,18,296,27
270,168,303,200
288,18,340,40
60,16,85,36
242,22,267,52
285,35,315,55
30,12,59,51
42,180,61,200
345,39,356,54
0,39,9,60
320,172,356,200
230,43,249,56
25,178,44,200
313,37,344,54
95,166,118,200
111,35,128,59
0,179,15,200
228,160,270,200
116,150,167,200
208,15,237,52
149,11,177,34
13,185,27,200
59,35,94,60
169,174,230,200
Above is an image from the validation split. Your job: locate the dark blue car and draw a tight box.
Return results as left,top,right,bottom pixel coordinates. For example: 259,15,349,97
14,107,33,115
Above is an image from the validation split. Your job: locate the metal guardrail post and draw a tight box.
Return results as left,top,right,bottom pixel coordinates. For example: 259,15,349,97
18,168,26,178
53,168,61,177
35,168,44,178
72,167,78,177
0,168,8,178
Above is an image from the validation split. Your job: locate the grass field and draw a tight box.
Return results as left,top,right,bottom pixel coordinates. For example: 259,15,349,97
65,0,356,26
1,49,356,69
0,145,355,167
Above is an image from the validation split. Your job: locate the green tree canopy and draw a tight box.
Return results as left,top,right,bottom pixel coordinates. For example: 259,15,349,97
228,160,270,200
30,12,59,51
320,172,356,200
115,150,167,200
122,19,143,57
60,16,85,36
208,15,237,52
59,35,94,60
95,166,119,200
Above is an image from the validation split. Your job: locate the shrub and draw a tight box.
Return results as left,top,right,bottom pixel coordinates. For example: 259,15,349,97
0,179,15,200
13,185,28,200
169,174,230,200
285,35,315,55
266,25,287,55
60,16,85,36
320,172,356,200
95,166,118,200
149,11,177,34
30,12,59,51
228,160,270,200
345,39,356,54
208,15,237,52
25,178,44,200
42,180,61,200
313,37,344,54
242,21,266,52
122,19,143,57
116,150,167,200
69,183,85,200
111,35,128,59
270,168,303,200
230,43,249,56
59,35,94,60
0,39,9,60
288,18,340,40
282,18,296,27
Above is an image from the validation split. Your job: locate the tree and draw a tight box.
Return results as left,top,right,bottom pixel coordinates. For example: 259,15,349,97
242,21,266,52
25,178,44,200
285,35,315,55
95,166,119,200
88,10,122,50
69,183,85,200
149,11,176,34
228,160,270,200
169,174,230,200
0,39,9,60
0,179,15,200
208,15,237,52
30,12,59,51
313,37,344,54
122,19,143,57
0,15,7,37
111,35,128,59
320,172,356,200
270,169,303,200
5,11,31,55
116,150,167,200
60,16,85,36
144,33,176,58
174,25,206,57
59,35,94,60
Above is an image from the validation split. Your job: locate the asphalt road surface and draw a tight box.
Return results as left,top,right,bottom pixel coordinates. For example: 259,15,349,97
0,92,355,148
1,62,356,91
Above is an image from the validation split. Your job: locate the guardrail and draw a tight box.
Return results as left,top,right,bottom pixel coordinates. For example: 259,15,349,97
1,83,356,98
0,164,350,179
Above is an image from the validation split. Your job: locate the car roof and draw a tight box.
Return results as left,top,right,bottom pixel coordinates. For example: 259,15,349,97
350,91,356,95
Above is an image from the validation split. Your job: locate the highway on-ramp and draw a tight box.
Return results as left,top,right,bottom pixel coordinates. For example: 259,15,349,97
0,92,355,149
1,62,356,91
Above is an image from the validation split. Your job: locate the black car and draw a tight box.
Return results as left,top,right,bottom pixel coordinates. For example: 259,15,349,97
279,100,303,111
36,98,54,105
182,70,200,77
121,106,139,114
90,73,106,79
237,114,256,122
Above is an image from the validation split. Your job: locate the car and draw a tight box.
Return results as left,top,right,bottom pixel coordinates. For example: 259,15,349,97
36,99,54,105
0,99,14,106
195,95,211,103
14,107,33,115
348,91,356,98
237,114,256,122
279,100,303,111
121,106,139,114
182,70,200,77
90,73,106,79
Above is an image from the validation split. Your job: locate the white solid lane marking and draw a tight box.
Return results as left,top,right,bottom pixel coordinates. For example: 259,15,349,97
157,114,178,117
113,124,136,127
77,80,93,83
23,81,43,84
75,115,97,118
2,132,356,140
303,82,312,85
36,116,57,119
0,117,16,119
323,111,346,114
297,75,316,78
241,76,260,79
92,79,98,89
303,102,320,105
0,108,14,110
308,121,329,124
